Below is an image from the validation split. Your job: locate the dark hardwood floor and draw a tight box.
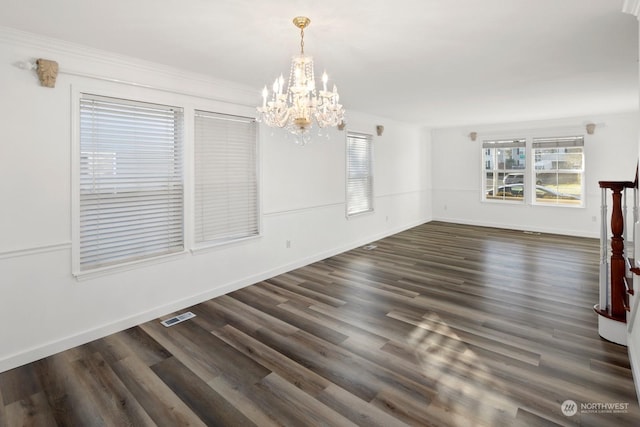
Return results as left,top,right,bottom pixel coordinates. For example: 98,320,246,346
1,221,639,426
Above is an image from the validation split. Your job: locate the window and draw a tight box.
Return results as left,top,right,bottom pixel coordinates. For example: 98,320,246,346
482,139,526,202
78,94,184,272
194,111,258,244
481,135,585,207
532,136,584,206
346,132,374,216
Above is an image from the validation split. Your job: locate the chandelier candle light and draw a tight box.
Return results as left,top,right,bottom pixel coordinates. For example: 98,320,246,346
257,16,345,143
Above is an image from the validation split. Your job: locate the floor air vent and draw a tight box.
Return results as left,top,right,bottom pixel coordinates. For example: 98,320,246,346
161,311,196,327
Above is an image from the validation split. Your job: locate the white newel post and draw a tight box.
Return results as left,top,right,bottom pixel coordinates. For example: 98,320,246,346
600,187,609,311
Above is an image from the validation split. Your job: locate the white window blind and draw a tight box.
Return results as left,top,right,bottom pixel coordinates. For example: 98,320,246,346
79,94,184,271
482,139,526,149
346,132,374,216
194,110,258,244
532,135,584,149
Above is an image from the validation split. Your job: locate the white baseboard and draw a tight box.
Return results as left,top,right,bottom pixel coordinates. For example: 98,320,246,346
0,218,429,373
431,216,600,239
628,338,640,406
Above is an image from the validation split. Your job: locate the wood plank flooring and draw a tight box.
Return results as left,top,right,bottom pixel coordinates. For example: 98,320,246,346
1,221,639,426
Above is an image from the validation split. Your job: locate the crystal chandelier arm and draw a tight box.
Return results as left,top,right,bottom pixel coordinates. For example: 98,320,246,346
257,16,344,140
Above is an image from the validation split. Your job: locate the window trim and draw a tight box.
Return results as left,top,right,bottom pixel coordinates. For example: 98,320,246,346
192,110,260,250
482,139,527,205
72,90,186,277
531,135,585,208
71,85,262,279
480,131,586,208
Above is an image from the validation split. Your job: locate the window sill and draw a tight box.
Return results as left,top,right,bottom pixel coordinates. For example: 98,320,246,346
532,201,585,209
481,199,526,206
190,233,261,255
73,250,188,281
346,209,375,219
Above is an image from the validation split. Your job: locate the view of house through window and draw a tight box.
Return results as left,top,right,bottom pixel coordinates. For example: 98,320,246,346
482,136,584,206
532,136,584,205
483,139,526,202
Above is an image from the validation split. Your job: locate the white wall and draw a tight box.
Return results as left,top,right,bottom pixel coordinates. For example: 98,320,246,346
2,21,634,377
626,2,640,405
0,28,431,372
431,114,639,237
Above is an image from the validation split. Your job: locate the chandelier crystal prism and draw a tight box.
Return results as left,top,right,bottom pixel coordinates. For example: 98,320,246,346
257,17,345,142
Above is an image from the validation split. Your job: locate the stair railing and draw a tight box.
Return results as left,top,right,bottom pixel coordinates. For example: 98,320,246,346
598,180,636,323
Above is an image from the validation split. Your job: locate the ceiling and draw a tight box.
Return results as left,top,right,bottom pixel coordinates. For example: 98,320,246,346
1,0,638,127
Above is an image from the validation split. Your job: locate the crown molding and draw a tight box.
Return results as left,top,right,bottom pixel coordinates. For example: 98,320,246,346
0,25,258,104
623,0,640,18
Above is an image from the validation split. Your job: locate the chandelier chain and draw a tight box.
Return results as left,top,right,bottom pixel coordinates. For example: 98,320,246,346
300,26,305,55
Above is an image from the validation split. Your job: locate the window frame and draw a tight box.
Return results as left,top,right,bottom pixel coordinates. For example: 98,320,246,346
71,85,262,279
72,91,186,277
346,131,374,217
531,136,585,208
480,132,586,208
482,139,527,204
192,110,260,250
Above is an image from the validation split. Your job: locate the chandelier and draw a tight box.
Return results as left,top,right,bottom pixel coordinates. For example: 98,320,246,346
257,16,345,143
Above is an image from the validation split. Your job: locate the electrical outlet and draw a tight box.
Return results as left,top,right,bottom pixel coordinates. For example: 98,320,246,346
286,240,291,248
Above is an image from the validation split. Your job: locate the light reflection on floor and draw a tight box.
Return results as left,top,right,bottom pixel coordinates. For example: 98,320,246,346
404,311,519,426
